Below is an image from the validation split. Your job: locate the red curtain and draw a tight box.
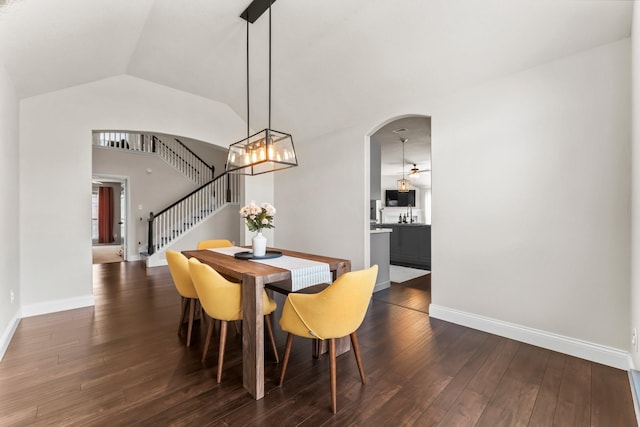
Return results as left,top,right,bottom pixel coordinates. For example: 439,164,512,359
98,186,114,243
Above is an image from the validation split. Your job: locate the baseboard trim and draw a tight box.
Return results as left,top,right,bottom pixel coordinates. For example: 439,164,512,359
429,304,630,370
0,310,21,361
21,295,95,318
373,280,390,293
146,258,168,268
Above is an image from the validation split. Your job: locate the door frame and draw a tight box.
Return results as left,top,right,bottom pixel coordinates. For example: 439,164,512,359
92,174,130,261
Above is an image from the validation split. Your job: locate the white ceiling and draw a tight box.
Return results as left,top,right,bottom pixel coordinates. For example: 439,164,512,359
0,0,632,144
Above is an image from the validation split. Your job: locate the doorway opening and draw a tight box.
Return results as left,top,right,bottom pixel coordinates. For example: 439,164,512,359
368,115,431,313
92,175,128,264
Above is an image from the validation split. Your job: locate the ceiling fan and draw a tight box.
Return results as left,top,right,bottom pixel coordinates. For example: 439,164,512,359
408,164,430,178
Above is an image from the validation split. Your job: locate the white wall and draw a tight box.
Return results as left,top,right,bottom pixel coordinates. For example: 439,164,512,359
19,75,246,312
630,3,640,369
275,125,368,266
0,61,20,359
277,39,631,365
433,39,630,351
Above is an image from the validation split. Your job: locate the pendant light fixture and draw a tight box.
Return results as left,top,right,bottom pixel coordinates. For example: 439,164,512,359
226,0,298,175
397,138,410,192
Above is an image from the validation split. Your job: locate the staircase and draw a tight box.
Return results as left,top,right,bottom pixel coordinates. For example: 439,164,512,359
94,131,215,185
146,172,240,256
93,130,241,264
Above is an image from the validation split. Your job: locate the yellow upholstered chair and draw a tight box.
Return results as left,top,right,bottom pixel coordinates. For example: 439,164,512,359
197,239,233,250
166,250,200,347
278,265,378,413
188,257,279,383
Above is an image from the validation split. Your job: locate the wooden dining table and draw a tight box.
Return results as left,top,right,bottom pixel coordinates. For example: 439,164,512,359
182,247,351,400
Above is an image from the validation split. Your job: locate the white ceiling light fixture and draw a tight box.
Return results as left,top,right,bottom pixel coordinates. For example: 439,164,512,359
225,0,298,176
397,138,410,193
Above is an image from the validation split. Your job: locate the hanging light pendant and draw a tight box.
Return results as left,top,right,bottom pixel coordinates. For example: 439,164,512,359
397,138,410,192
226,0,297,175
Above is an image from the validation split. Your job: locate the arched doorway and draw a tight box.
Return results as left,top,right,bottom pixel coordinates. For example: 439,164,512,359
368,115,431,313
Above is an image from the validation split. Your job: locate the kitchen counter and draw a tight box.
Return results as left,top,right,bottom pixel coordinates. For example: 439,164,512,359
370,227,393,234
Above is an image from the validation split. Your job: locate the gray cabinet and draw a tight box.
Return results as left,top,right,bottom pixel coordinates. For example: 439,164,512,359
385,224,431,270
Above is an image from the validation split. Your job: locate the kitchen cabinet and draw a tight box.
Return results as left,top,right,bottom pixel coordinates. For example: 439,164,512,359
383,224,431,270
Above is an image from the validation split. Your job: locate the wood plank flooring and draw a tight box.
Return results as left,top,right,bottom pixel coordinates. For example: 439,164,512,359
0,261,635,426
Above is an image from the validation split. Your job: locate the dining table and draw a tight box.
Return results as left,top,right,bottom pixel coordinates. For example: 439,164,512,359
182,246,351,400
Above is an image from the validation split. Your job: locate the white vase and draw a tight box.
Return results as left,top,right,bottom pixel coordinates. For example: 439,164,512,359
252,231,267,257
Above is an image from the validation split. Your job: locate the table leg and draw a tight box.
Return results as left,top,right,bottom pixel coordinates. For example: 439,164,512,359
242,273,264,400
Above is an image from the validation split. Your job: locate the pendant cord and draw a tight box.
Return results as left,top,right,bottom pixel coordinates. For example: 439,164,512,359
402,140,405,179
246,19,250,140
268,1,272,130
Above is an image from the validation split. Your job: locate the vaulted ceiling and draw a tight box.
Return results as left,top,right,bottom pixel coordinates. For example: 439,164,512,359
0,0,632,143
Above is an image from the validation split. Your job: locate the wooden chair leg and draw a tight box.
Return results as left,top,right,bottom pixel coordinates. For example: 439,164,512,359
217,320,228,383
350,332,366,384
279,333,294,386
329,338,337,414
177,297,188,335
186,298,196,347
313,339,321,359
264,314,279,363
201,317,214,363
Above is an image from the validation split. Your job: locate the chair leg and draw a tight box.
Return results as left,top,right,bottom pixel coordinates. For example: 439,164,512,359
350,332,366,384
217,320,228,383
329,338,337,414
264,314,279,363
279,333,294,386
313,339,321,359
202,316,214,363
178,297,188,335
186,298,196,347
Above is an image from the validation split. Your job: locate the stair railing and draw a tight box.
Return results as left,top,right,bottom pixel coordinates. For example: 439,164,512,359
93,131,215,185
147,172,240,255
152,135,214,185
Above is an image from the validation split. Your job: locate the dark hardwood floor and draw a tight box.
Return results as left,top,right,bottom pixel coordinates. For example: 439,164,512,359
373,273,431,314
0,262,635,426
